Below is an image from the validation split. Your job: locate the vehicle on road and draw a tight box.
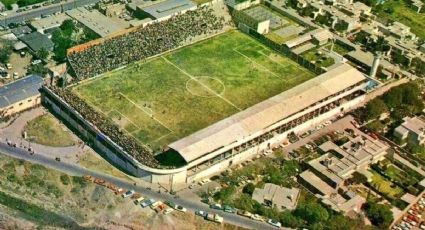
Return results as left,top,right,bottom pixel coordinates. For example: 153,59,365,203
251,214,265,222
140,198,155,208
122,190,135,198
175,205,187,212
210,203,222,210
206,213,223,223
150,201,162,209
134,196,145,205
237,210,253,218
223,205,236,213
55,157,61,162
195,210,208,217
268,219,282,228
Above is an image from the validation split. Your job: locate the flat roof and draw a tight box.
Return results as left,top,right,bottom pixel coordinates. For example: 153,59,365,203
170,63,367,163
299,170,335,195
142,0,196,19
30,13,71,32
0,75,43,108
19,31,54,52
399,116,425,136
66,8,129,37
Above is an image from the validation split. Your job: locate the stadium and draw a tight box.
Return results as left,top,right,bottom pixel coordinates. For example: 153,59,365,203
41,0,369,187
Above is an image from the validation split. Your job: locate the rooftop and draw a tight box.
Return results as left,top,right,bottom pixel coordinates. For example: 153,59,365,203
142,0,196,19
19,32,54,52
170,63,367,163
299,170,335,195
30,13,71,32
66,7,129,37
0,75,43,108
252,183,300,210
396,116,425,136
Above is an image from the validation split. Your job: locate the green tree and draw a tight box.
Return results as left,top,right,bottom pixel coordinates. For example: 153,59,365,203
36,48,49,60
242,183,256,195
279,211,303,228
364,98,388,121
0,44,12,63
294,201,329,224
363,201,393,228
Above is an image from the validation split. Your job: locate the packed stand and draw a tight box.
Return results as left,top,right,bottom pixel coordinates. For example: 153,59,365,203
50,87,162,168
68,6,226,79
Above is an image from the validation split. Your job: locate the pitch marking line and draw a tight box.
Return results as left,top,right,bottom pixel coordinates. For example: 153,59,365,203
162,56,242,111
232,48,282,79
112,109,142,130
118,92,175,133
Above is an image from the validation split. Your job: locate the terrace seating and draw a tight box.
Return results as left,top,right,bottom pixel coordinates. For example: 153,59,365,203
51,87,160,168
68,6,226,79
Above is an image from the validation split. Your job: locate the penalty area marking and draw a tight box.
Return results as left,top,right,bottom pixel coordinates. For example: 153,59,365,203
117,92,174,133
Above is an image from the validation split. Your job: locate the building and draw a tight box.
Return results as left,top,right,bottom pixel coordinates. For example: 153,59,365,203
394,116,425,146
67,7,129,38
284,28,333,54
30,13,71,34
140,0,196,21
19,32,54,52
306,135,388,189
252,183,300,210
0,75,43,117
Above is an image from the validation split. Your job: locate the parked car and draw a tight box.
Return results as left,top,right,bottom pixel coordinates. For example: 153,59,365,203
268,219,282,228
206,213,223,223
122,190,135,198
140,198,155,208
223,205,236,213
210,203,222,210
195,210,208,217
251,214,265,222
134,196,145,205
175,205,187,212
237,210,253,218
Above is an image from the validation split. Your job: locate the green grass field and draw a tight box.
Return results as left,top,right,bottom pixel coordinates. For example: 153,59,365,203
73,30,314,152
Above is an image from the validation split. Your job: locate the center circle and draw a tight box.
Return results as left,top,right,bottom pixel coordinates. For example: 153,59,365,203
186,76,225,98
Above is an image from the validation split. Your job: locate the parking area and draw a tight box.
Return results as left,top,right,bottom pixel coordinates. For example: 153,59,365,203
393,192,425,230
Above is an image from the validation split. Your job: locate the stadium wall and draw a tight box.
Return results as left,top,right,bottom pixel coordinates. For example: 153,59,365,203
41,86,188,186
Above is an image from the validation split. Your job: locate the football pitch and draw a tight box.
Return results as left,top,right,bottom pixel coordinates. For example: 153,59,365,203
72,30,315,152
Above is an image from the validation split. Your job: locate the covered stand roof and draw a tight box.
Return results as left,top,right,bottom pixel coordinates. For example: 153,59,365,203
169,63,367,163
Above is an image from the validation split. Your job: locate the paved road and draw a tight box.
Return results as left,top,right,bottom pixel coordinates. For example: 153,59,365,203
0,0,101,27
0,142,277,230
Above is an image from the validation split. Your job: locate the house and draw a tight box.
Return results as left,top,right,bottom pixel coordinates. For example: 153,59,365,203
252,183,300,210
394,116,425,146
0,75,43,118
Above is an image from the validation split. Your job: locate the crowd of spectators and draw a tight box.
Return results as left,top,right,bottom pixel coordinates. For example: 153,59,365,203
68,6,226,79
50,87,161,168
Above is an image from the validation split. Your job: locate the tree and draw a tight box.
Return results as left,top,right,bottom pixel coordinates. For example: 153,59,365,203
279,211,303,228
363,201,393,228
213,185,236,204
0,44,12,63
294,201,329,224
242,183,255,195
37,48,49,60
347,172,368,185
364,98,388,121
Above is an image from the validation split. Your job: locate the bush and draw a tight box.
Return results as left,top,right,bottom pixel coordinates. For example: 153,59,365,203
279,211,303,228
60,174,70,185
242,183,256,195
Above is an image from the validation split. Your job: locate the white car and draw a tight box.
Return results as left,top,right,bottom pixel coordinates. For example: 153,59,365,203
122,190,135,198
268,219,282,228
198,178,211,186
134,196,145,204
195,210,207,217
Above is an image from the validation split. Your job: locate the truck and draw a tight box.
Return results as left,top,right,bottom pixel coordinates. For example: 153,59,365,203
206,213,223,223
